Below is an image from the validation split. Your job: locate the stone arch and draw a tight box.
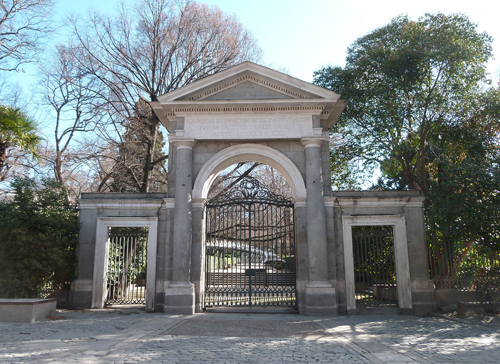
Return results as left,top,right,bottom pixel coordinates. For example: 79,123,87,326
192,144,306,201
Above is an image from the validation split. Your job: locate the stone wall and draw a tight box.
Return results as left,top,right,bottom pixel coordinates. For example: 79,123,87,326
326,191,436,315
70,193,169,310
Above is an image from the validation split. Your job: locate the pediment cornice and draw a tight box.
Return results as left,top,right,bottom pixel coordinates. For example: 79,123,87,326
182,73,314,101
153,62,346,131
158,62,340,102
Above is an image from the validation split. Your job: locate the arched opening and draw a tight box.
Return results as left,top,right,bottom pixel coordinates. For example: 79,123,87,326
192,144,306,202
207,162,293,200
203,162,297,309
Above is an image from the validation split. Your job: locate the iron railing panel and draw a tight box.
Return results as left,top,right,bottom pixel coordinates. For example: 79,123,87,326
352,226,397,307
105,228,148,305
205,177,296,308
429,241,500,304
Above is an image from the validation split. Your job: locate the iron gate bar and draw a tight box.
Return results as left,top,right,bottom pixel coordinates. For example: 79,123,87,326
352,226,396,307
248,202,252,307
205,177,296,308
105,228,148,305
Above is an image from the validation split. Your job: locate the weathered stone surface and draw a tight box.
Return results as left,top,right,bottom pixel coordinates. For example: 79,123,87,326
72,62,433,317
0,298,56,323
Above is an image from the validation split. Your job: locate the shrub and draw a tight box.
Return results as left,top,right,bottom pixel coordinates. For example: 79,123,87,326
0,178,78,298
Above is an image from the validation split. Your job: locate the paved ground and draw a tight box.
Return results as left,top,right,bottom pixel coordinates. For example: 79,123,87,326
0,309,499,363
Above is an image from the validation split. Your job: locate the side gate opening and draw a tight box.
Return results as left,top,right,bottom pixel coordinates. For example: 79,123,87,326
343,215,413,314
105,227,149,306
204,176,296,309
91,217,158,311
352,225,397,308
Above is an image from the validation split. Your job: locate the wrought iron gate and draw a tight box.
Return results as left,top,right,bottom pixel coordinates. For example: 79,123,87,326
352,225,397,307
204,177,296,308
105,227,148,305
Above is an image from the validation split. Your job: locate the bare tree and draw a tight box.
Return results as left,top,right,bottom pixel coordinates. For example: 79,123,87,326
68,0,261,192
0,147,37,184
0,0,54,71
208,163,291,200
91,99,169,193
38,44,107,199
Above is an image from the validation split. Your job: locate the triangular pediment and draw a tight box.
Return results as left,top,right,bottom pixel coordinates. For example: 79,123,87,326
199,81,293,100
158,62,340,103
153,62,346,131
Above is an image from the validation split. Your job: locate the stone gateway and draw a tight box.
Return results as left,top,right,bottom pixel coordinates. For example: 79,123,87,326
70,62,436,316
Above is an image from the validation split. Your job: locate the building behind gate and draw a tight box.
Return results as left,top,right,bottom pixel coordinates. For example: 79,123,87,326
70,62,436,316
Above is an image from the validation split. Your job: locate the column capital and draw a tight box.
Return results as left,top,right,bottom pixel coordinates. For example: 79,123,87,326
301,136,327,148
170,137,196,150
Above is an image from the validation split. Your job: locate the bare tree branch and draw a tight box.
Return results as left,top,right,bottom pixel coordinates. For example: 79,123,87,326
67,0,261,192
0,0,54,71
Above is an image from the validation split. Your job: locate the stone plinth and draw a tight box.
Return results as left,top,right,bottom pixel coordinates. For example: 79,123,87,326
163,283,195,314
304,282,337,316
0,298,57,323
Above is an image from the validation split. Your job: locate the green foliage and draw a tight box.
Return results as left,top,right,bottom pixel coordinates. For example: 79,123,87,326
282,255,295,272
0,106,40,151
0,105,41,176
314,13,500,250
352,226,396,284
426,88,500,250
107,228,148,287
314,13,494,193
0,178,79,298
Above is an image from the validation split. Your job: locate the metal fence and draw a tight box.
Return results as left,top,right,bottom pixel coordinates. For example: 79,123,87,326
352,225,397,307
204,177,296,308
429,241,500,304
105,227,148,305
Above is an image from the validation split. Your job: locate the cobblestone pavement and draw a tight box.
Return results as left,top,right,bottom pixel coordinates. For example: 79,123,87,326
0,309,499,363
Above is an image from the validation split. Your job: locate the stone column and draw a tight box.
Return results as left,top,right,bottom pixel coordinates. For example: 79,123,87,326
301,137,337,315
405,198,437,315
70,202,98,309
164,139,196,314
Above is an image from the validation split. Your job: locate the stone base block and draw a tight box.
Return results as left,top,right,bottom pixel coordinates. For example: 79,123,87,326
412,302,436,315
69,279,93,309
164,282,195,315
434,288,480,308
303,281,338,316
0,299,57,323
409,279,436,315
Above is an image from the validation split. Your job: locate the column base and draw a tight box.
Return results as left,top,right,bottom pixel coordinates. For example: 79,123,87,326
163,282,195,314
411,279,437,315
304,281,338,316
69,280,92,309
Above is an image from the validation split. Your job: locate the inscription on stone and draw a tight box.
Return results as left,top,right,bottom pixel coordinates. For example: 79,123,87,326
184,115,312,139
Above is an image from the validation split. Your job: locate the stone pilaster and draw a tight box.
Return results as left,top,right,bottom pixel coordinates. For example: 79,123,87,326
301,137,337,315
164,138,196,314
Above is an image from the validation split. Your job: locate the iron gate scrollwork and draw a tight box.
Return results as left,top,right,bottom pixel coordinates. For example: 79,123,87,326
204,177,296,308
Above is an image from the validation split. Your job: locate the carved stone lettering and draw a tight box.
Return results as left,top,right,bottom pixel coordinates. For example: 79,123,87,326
184,115,313,139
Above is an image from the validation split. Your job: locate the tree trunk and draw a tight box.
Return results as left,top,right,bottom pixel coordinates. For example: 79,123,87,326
140,106,160,193
54,153,64,186
0,140,7,176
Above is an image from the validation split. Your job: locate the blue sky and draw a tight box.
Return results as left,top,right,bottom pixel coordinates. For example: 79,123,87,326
4,0,498,187
52,0,500,83
6,0,491,88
